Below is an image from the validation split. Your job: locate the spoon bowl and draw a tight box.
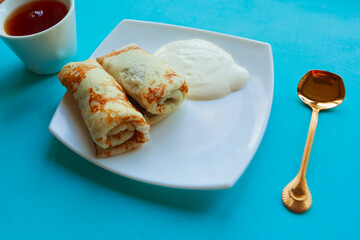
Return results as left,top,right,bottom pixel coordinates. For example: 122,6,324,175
282,70,345,213
298,70,345,109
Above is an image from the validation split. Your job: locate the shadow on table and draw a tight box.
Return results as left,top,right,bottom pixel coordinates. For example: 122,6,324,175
0,65,57,123
48,138,237,213
0,64,51,97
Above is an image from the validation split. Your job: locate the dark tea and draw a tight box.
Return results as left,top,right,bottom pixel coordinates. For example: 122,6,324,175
4,0,68,36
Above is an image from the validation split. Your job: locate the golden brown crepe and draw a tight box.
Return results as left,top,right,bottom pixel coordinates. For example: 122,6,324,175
97,43,188,124
58,59,150,158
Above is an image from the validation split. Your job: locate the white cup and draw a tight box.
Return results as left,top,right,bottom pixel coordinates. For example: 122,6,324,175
0,0,77,74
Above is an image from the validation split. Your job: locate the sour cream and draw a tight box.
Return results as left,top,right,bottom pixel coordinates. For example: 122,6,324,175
154,39,248,100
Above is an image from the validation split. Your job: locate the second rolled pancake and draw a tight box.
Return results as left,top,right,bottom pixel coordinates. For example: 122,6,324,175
97,43,188,124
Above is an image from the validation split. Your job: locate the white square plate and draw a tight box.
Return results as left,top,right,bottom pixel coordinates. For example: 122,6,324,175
49,19,274,189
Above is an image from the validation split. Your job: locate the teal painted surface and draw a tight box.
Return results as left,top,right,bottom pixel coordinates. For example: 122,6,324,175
0,0,359,239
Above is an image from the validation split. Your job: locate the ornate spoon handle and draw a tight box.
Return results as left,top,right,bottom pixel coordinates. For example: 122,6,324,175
282,107,319,213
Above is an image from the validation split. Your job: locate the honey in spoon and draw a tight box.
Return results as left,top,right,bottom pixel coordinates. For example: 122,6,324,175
298,70,345,109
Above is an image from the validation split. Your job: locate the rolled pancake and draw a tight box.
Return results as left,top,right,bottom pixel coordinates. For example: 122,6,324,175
97,43,188,124
58,59,150,158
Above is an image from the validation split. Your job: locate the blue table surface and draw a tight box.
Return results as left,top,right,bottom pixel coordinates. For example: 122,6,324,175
1,0,359,239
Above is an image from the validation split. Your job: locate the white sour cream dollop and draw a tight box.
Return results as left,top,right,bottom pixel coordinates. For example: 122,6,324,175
154,39,249,100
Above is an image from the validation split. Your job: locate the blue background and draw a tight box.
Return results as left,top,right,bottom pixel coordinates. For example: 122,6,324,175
1,0,359,239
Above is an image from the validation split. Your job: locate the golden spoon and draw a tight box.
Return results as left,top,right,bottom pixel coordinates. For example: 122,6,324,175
282,70,345,213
